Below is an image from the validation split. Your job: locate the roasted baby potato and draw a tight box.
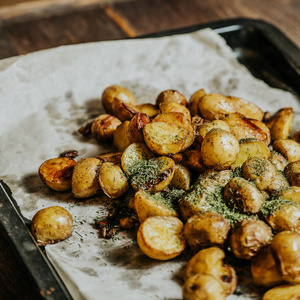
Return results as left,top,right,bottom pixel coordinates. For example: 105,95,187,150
203,169,233,187
198,93,236,120
111,98,141,121
134,190,179,223
230,218,273,260
263,199,300,232
39,157,76,192
181,150,205,173
159,101,191,121
188,88,206,116
169,164,191,190
222,113,271,145
129,156,175,192
184,212,231,251
155,89,187,107
91,114,122,142
223,177,264,214
72,157,102,198
265,107,294,140
96,151,122,164
137,216,186,260
263,284,300,300
284,160,300,186
270,231,300,283
184,247,237,296
126,113,151,144
31,206,73,246
201,129,239,170
121,142,155,175
136,103,159,117
273,139,300,162
265,170,290,194
101,84,136,114
242,157,277,190
251,245,284,287
97,162,129,199
231,138,271,169
226,96,264,121
113,121,131,151
269,151,289,171
182,274,226,300
143,121,190,155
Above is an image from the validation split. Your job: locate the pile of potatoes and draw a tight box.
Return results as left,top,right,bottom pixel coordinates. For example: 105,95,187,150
36,84,300,300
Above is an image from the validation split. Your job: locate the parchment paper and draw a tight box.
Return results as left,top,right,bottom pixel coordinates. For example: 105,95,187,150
1,28,300,300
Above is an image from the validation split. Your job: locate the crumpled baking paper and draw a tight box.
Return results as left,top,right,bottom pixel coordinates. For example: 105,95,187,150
1,28,300,300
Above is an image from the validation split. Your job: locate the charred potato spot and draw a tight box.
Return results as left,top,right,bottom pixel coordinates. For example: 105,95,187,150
31,206,73,246
101,84,136,114
96,151,123,164
111,98,140,121
181,150,205,173
91,114,122,142
126,113,151,144
284,160,300,186
39,157,76,192
230,218,273,260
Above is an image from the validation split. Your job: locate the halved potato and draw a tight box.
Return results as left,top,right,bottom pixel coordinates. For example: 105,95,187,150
265,107,294,140
155,89,187,107
169,164,191,190
231,139,271,169
97,162,129,199
143,121,189,155
121,142,155,175
113,121,131,151
39,157,76,192
31,206,73,246
134,190,179,223
273,139,300,162
137,216,186,260
111,98,140,121
72,158,102,198
136,103,159,117
129,156,175,192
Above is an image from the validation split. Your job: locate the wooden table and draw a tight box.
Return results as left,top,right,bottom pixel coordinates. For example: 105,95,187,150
0,0,299,299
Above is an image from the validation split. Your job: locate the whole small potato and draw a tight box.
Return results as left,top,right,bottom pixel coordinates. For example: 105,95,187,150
155,89,187,107
72,158,102,198
184,212,231,252
273,139,300,162
201,129,239,170
91,114,122,142
31,206,73,246
188,88,206,117
230,218,273,260
101,84,136,114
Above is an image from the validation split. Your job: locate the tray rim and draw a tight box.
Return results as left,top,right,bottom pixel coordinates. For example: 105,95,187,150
1,17,300,300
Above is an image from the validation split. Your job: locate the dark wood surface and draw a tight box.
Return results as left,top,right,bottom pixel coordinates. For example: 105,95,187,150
0,0,299,299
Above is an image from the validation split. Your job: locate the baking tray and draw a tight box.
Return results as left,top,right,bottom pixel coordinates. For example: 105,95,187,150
1,18,300,300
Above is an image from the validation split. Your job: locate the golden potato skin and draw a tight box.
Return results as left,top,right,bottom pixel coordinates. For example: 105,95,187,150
242,157,277,190
71,158,102,198
188,89,206,116
155,89,187,107
101,84,136,114
269,151,289,171
111,98,140,122
284,161,300,186
159,101,191,121
263,284,300,300
230,218,273,260
251,245,284,288
136,103,159,117
270,231,300,284
184,212,231,252
277,186,300,203
201,129,239,170
184,247,237,296
169,164,191,190
96,151,122,164
183,274,226,300
273,139,300,163
223,177,264,214
91,114,122,142
97,162,129,199
39,157,76,192
31,206,73,246
113,121,131,151
137,216,186,261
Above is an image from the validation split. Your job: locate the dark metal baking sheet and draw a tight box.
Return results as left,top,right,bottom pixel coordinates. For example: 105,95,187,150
1,18,300,300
